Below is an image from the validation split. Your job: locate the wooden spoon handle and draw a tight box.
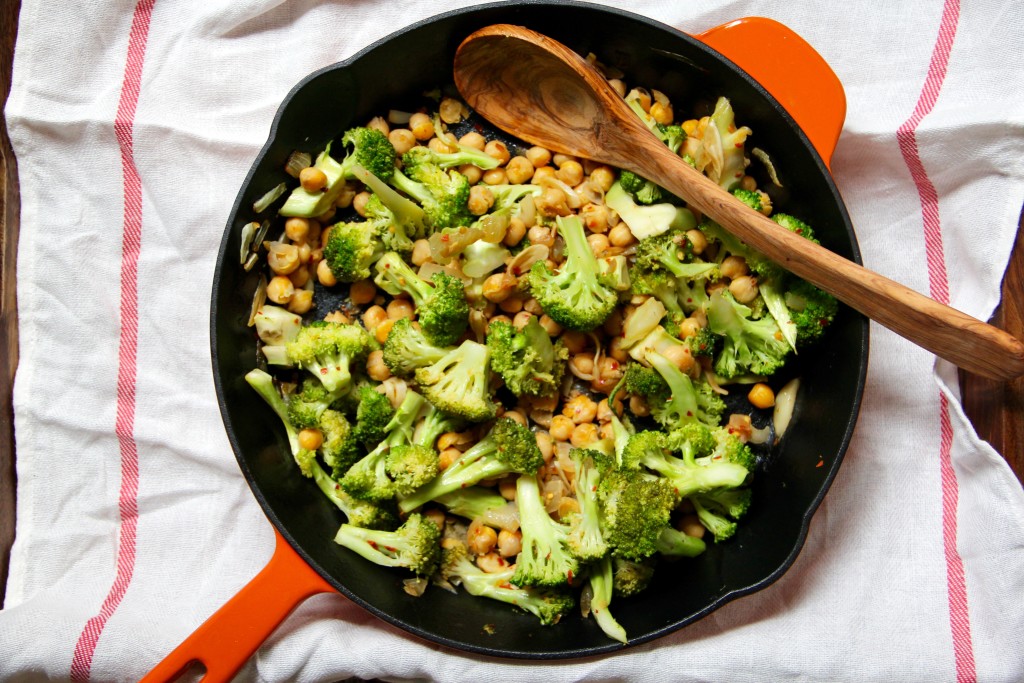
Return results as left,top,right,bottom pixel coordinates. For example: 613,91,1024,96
635,139,1024,380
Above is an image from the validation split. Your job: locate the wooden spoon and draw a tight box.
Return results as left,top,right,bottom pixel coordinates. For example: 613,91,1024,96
453,24,1024,381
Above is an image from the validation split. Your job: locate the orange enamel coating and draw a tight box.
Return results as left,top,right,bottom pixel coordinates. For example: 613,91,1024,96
696,17,846,169
144,18,845,680
141,530,335,683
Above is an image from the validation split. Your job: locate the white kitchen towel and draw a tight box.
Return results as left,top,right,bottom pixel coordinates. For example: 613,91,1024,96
2,0,1023,681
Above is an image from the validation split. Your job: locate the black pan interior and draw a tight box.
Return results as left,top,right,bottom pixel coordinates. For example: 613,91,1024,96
210,0,868,659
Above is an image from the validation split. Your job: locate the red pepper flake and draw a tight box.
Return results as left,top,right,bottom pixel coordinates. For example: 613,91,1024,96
367,541,379,550
816,459,824,468
567,569,574,581
319,368,328,376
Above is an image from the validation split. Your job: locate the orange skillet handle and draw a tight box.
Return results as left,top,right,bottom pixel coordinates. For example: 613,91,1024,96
695,17,846,169
141,530,335,683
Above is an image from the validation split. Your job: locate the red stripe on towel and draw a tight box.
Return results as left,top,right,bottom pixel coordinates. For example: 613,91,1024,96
895,1,976,681
70,0,156,680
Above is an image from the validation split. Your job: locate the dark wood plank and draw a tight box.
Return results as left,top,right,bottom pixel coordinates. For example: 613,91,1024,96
0,0,21,610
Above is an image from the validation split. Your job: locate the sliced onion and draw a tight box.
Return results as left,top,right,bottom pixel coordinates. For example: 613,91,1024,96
248,275,267,327
240,221,258,264
752,147,783,187
462,241,509,278
773,378,800,440
506,243,549,278
252,181,286,213
517,193,537,227
387,109,412,124
284,150,311,178
536,174,582,209
477,211,510,244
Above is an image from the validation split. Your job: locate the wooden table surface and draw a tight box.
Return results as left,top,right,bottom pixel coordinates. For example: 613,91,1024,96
0,3,1021,606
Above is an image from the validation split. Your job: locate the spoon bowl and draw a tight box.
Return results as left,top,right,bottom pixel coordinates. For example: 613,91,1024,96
455,24,1024,381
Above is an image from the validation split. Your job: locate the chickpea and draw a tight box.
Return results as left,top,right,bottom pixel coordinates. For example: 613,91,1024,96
549,415,575,441
502,410,527,427
570,422,600,448
299,166,327,193
587,233,610,257
297,428,323,451
497,529,523,558
561,330,587,354
374,318,395,344
468,185,495,215
484,139,510,165
459,131,486,150
423,507,447,532
512,310,534,331
537,186,570,217
679,514,706,539
315,205,336,224
581,203,610,234
608,223,635,248
538,314,562,336
266,275,294,304
525,145,551,168
531,165,556,184
497,295,524,314
686,228,708,255
267,243,300,275
748,382,776,409
607,78,627,97
335,184,356,209
592,356,623,393
601,309,624,337
386,298,414,320
589,165,616,192
552,153,577,168
563,394,598,424
362,304,388,331
678,317,702,339
555,160,584,186
503,217,527,247
729,275,760,304
284,217,310,243
629,394,650,417
608,336,630,363
482,272,516,303
288,265,310,289
366,350,391,381
535,431,554,462
316,259,337,287
522,298,543,315
438,447,462,471
476,552,510,574
388,128,416,155
662,343,695,373
682,118,699,136
366,115,389,136
740,174,758,192
458,163,483,185
408,112,434,140
348,279,376,305
296,242,313,265
504,156,535,184
428,135,457,154
650,101,674,125
720,255,749,280
481,167,507,186
410,239,432,267
352,191,371,218
467,521,498,556
287,288,314,315
570,352,595,377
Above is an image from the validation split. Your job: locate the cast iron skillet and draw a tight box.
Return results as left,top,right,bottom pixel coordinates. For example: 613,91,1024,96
151,2,867,680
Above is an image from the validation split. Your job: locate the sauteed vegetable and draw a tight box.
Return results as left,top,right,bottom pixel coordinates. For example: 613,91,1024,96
240,57,836,643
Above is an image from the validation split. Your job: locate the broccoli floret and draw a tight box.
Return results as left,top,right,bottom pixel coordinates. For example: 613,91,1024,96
690,496,737,542
611,557,656,598
686,326,719,359
707,426,758,471
318,408,362,478
254,304,303,356
598,468,677,562
340,390,426,502
618,170,664,205
412,402,465,450
487,318,568,398
629,271,686,332
625,93,686,154
285,321,373,394
334,512,441,576
351,385,395,450
565,449,610,563
528,215,618,332
350,163,428,239
414,339,496,422
645,351,726,429
385,444,439,495
402,144,499,172
322,221,385,283
694,487,753,521
511,473,580,588
732,188,762,212
760,276,838,351
587,555,627,644
312,464,399,530
605,181,696,241
772,212,816,241
434,487,519,531
245,368,313,475
398,417,543,513
706,289,791,378
381,317,455,377
654,526,706,557
363,193,416,254
390,164,473,230
623,361,669,400
623,424,748,501
374,252,469,347
440,543,575,625
633,229,721,282
279,128,397,217
286,377,345,429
